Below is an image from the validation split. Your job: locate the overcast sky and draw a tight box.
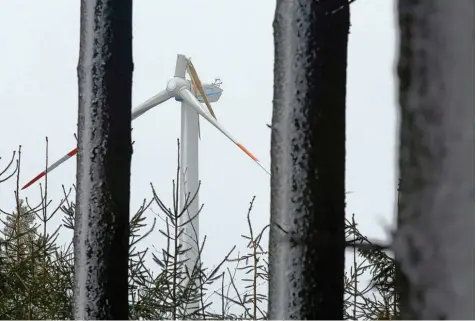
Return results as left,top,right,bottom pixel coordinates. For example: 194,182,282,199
0,0,397,295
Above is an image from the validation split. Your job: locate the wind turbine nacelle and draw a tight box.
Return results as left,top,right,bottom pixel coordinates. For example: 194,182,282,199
175,83,223,103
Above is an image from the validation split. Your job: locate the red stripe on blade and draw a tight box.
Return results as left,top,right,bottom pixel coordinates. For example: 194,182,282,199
236,143,259,162
67,148,78,156
21,171,46,190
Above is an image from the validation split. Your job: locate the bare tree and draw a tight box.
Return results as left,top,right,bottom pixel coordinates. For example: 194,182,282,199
74,0,133,319
394,0,475,319
268,0,350,319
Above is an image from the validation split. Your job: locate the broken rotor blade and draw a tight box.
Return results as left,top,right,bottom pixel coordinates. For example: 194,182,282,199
189,73,202,140
179,88,270,175
132,89,172,120
23,90,172,190
187,62,217,120
198,117,201,140
21,147,78,190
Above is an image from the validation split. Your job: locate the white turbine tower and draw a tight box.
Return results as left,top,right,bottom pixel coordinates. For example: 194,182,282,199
22,53,269,313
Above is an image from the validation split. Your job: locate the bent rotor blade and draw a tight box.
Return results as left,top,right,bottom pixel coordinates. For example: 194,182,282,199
179,89,270,175
22,148,78,190
187,62,217,120
23,90,172,190
132,89,172,120
189,72,202,140
198,117,201,140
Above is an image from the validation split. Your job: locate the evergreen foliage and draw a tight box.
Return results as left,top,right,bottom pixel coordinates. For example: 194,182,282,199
0,148,398,320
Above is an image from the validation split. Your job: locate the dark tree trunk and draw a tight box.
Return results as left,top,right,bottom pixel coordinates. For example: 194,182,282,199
268,0,349,319
74,0,133,319
395,0,474,319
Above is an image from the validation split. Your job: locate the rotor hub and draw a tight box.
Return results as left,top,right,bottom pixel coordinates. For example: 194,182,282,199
166,77,190,97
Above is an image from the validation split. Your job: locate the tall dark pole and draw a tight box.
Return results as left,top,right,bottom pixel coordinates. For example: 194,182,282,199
74,0,133,319
395,0,474,319
268,0,349,319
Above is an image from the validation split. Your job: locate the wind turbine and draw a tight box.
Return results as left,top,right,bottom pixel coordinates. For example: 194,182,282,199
22,54,269,312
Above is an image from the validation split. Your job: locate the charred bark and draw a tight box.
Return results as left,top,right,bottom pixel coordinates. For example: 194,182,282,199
74,0,133,319
395,0,475,319
268,0,349,319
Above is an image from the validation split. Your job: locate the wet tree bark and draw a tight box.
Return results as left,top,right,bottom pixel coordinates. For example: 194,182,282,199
268,0,349,319
395,0,474,319
74,0,133,319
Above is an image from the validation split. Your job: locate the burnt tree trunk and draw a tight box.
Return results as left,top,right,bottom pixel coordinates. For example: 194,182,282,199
268,0,349,319
395,0,474,319
74,0,133,319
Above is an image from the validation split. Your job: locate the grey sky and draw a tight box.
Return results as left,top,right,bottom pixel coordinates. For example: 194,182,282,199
0,0,396,275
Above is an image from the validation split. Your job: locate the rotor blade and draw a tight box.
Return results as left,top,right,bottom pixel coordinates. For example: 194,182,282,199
179,89,270,175
175,54,188,78
190,76,202,140
21,148,78,190
187,62,217,120
23,90,172,189
132,89,172,121
198,117,201,140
